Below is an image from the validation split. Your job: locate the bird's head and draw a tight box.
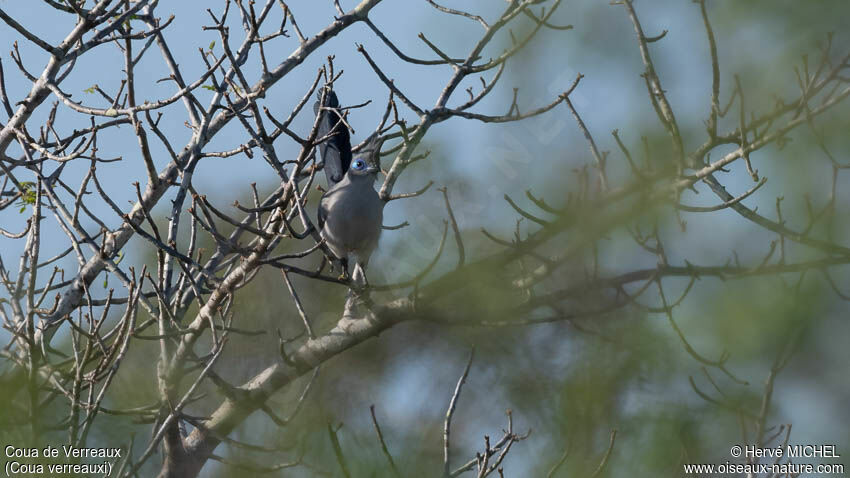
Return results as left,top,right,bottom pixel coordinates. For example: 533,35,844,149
346,133,383,181
347,157,379,178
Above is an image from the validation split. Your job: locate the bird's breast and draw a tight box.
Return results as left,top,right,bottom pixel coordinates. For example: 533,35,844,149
321,187,383,253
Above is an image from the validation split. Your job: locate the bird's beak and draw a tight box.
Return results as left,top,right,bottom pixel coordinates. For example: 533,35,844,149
365,165,379,174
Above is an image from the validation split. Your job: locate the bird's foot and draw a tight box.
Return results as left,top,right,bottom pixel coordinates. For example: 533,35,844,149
331,257,350,281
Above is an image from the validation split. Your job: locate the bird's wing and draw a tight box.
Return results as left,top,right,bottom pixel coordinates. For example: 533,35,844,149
314,90,352,187
317,191,330,231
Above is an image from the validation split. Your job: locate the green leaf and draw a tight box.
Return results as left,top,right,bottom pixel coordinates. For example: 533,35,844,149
202,85,216,91
208,40,215,51
17,182,37,207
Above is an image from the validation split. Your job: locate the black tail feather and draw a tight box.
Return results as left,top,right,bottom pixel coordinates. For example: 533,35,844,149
314,89,352,186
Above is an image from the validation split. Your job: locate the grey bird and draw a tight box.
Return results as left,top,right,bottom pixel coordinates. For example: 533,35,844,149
317,136,384,285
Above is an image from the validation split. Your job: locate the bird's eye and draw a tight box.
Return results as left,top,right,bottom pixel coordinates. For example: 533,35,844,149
352,159,366,170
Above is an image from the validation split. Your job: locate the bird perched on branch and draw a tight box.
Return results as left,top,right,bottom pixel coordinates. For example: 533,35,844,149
315,89,384,286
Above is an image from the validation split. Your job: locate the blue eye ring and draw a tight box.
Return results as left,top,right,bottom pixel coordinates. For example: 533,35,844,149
352,159,366,171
